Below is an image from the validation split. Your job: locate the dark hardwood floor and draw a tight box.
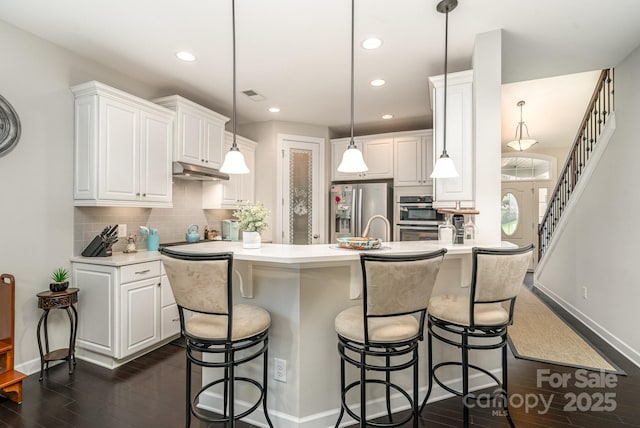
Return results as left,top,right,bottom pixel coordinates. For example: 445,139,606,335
2,288,639,427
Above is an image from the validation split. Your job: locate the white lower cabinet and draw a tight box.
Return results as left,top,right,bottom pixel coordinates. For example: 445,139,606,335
73,260,178,363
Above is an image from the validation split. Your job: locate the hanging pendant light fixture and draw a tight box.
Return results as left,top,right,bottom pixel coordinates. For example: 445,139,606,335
430,0,459,179
337,0,368,173
507,100,538,151
220,0,250,174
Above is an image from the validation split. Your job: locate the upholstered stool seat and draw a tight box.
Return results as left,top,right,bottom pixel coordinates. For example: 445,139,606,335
428,295,510,326
334,250,446,428
420,245,533,428
186,304,271,341
335,306,420,342
161,248,273,428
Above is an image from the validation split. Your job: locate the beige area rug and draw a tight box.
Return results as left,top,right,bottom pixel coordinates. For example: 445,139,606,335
508,287,624,374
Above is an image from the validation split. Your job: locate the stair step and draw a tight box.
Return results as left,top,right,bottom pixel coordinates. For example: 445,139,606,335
0,369,27,390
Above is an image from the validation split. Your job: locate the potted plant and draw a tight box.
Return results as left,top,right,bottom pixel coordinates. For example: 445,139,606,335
233,201,269,249
50,268,70,292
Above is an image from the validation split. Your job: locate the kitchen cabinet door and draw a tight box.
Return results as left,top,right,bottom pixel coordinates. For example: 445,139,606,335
120,277,160,358
430,70,474,207
361,138,394,179
139,110,173,203
204,116,225,169
73,263,116,357
97,96,139,202
394,132,433,186
160,274,180,340
176,105,203,165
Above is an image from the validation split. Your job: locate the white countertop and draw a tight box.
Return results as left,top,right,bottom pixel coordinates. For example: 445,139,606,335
71,241,516,267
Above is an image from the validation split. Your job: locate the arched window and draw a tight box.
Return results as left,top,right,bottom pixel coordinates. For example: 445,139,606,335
501,156,553,181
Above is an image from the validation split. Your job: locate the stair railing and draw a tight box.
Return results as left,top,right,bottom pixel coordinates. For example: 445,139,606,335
538,69,614,260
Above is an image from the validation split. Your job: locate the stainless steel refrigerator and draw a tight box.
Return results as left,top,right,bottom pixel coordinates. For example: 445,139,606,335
330,181,393,243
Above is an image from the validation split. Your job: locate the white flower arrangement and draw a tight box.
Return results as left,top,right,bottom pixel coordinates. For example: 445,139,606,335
233,201,270,233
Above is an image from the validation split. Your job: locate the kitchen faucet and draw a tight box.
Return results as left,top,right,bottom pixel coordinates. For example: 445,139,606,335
362,215,391,242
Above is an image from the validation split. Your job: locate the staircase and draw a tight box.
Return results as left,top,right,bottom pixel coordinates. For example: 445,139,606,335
538,69,615,260
0,274,27,404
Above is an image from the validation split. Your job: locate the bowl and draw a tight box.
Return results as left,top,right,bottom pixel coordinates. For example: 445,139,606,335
336,237,382,250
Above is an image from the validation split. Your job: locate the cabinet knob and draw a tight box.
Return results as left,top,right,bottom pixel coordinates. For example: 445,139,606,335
136,192,140,196
313,234,319,239
201,158,205,162
157,282,161,286
143,193,147,197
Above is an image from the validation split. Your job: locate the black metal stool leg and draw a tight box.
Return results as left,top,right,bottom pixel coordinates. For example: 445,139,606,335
413,346,419,428
262,343,274,428
462,331,470,428
386,352,393,423
186,347,192,428
335,343,346,428
502,336,516,428
360,351,366,427
419,322,434,414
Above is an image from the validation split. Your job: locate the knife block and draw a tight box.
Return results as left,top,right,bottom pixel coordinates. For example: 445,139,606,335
81,235,113,257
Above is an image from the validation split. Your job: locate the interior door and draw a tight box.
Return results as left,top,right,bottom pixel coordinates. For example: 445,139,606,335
278,134,325,244
501,182,536,269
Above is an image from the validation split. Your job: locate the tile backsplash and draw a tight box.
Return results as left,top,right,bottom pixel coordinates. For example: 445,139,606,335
74,180,234,255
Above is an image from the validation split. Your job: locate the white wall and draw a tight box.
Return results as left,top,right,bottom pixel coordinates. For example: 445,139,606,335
472,30,503,244
0,20,161,371
536,42,640,366
240,121,330,243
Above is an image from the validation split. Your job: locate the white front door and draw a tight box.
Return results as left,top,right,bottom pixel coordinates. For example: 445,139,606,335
277,134,325,244
501,181,536,269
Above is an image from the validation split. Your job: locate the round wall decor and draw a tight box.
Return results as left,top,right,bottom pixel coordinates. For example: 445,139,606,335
0,94,21,158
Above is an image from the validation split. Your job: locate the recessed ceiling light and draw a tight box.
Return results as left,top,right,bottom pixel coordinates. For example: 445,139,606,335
361,37,383,50
370,79,386,87
382,114,393,120
176,51,196,62
268,107,280,113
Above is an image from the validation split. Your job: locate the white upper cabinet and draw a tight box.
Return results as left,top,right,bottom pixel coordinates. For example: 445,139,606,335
331,138,393,181
393,131,434,186
429,70,474,207
153,95,228,169
202,133,257,209
72,81,173,208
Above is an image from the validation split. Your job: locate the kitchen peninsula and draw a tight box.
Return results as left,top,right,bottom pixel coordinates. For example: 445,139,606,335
71,240,514,428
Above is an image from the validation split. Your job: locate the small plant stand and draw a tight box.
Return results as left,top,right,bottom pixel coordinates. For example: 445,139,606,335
36,288,79,381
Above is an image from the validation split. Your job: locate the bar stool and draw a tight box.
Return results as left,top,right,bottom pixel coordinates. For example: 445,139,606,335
160,248,273,428
334,249,446,428
420,244,533,427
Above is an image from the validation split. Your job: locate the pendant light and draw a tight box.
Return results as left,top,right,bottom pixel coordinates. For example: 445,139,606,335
430,0,459,179
337,0,368,173
507,100,538,151
220,0,250,174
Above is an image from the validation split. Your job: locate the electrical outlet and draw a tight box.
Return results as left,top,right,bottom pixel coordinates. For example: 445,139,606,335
583,286,588,299
273,358,287,382
118,224,127,237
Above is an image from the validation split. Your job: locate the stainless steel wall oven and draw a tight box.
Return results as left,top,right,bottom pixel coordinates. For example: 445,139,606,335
396,196,444,241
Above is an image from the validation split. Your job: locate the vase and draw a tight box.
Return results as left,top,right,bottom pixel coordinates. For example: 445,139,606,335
50,281,69,292
242,231,261,249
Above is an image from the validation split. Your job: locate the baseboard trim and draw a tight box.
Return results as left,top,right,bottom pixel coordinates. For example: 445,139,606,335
534,280,640,369
197,369,501,428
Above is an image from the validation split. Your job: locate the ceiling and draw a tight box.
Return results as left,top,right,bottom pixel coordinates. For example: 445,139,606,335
1,0,639,146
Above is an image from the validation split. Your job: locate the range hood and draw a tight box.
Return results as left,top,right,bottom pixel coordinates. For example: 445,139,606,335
172,161,230,181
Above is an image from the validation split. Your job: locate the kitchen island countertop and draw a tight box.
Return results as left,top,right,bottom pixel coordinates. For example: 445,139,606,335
71,240,515,267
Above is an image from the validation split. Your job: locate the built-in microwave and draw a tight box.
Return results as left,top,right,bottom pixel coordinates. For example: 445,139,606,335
397,196,444,224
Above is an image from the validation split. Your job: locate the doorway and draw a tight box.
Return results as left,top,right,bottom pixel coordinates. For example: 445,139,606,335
501,155,555,270
276,134,325,244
